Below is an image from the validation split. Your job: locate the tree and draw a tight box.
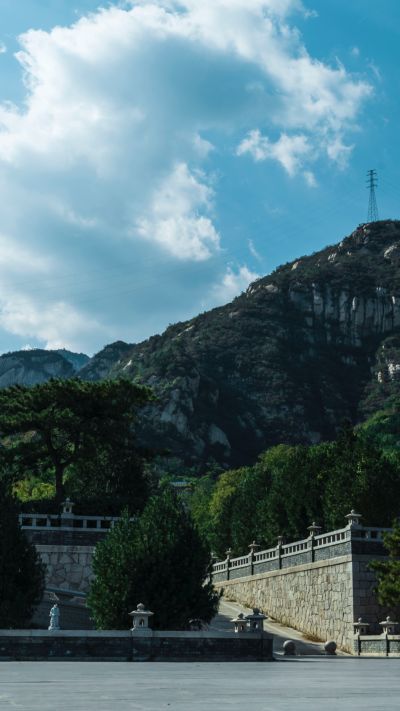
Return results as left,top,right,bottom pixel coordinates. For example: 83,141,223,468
368,522,400,606
0,480,45,628
87,488,220,630
64,444,152,515
0,377,157,500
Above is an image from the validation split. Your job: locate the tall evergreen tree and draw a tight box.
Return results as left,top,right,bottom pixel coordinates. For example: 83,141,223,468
0,481,45,628
369,523,400,606
88,488,220,630
0,377,157,500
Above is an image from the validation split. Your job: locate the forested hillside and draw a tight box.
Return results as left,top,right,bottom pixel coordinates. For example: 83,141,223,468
108,219,400,475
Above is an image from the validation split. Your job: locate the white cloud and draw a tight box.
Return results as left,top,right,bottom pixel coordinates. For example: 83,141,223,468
237,130,312,177
304,170,316,187
350,46,360,57
0,43,6,54
0,0,373,352
212,264,261,305
248,239,263,263
136,163,220,261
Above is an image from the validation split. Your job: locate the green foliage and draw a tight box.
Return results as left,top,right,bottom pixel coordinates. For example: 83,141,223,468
369,523,400,606
64,445,152,516
0,376,157,499
0,480,45,628
190,421,400,557
87,488,220,630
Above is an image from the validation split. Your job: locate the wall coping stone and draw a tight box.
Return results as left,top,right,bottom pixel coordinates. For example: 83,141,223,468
35,545,95,553
0,629,272,640
214,554,353,585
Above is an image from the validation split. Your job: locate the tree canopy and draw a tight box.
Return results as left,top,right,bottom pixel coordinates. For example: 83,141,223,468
87,487,220,630
0,480,45,628
186,420,400,558
369,523,400,606
0,377,157,500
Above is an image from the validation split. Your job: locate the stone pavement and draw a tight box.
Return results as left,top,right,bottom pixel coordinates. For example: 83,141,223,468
211,598,349,656
0,658,399,710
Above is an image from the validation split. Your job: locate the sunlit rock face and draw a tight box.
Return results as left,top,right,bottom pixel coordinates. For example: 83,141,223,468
103,220,400,470
0,350,76,388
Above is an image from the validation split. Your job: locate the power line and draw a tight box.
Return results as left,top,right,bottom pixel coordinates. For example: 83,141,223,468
5,185,366,315
1,182,366,294
366,169,379,222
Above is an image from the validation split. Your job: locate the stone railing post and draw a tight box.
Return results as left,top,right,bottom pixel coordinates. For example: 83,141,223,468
225,548,232,581
307,522,322,562
276,534,287,569
248,541,260,575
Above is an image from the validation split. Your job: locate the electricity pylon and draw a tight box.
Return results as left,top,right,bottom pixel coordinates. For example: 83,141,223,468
366,169,379,222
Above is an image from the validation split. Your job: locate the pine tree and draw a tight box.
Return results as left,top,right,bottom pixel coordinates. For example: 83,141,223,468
0,481,45,628
368,523,400,606
88,488,221,630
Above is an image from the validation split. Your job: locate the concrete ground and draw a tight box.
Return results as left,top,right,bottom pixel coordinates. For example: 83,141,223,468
0,659,399,710
0,600,398,710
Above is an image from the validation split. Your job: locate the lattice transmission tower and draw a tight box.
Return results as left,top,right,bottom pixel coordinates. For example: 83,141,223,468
366,169,379,222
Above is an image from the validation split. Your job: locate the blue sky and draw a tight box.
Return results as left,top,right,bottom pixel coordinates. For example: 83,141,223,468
0,0,398,356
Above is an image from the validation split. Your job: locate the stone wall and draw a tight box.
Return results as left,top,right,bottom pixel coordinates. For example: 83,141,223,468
213,554,400,653
37,545,94,593
0,630,274,662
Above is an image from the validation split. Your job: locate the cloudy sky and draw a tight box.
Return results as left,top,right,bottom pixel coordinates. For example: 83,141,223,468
0,0,398,356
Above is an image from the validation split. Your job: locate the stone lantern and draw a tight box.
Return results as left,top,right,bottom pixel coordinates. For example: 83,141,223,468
307,522,322,537
379,616,397,635
248,541,260,555
245,607,268,632
344,510,362,526
276,533,288,546
128,603,154,635
231,612,248,633
353,618,370,636
225,548,233,560
60,498,75,527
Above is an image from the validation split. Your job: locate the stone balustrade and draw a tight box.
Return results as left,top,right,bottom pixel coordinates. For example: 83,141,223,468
211,512,395,583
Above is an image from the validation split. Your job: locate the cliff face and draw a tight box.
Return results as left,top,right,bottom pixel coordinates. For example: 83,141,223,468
56,349,89,371
0,350,75,388
75,341,133,382
109,219,400,470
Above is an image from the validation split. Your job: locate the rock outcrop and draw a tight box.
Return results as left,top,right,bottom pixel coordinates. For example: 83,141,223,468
0,350,75,388
108,219,400,471
76,341,133,382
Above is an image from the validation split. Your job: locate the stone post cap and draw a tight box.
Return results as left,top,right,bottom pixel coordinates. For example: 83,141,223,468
231,612,248,632
128,603,154,618
276,533,288,545
307,522,322,536
248,541,260,554
245,607,268,621
61,498,75,516
225,548,233,560
353,618,369,634
379,615,397,634
344,509,361,526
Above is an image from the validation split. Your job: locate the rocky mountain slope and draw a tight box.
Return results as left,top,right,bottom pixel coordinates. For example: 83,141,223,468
0,349,76,388
75,341,133,381
56,349,89,371
108,219,400,471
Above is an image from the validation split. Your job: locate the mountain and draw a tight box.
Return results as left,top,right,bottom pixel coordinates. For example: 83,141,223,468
0,349,75,388
56,349,89,371
75,341,134,382
107,219,400,472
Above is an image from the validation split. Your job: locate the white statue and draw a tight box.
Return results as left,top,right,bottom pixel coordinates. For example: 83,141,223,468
48,603,60,631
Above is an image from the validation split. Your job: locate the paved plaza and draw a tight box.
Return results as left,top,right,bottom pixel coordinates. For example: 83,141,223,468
0,600,398,710
0,658,399,710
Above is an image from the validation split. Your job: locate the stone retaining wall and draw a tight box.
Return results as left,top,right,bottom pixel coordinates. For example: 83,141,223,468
37,545,94,592
0,630,274,662
214,555,400,653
